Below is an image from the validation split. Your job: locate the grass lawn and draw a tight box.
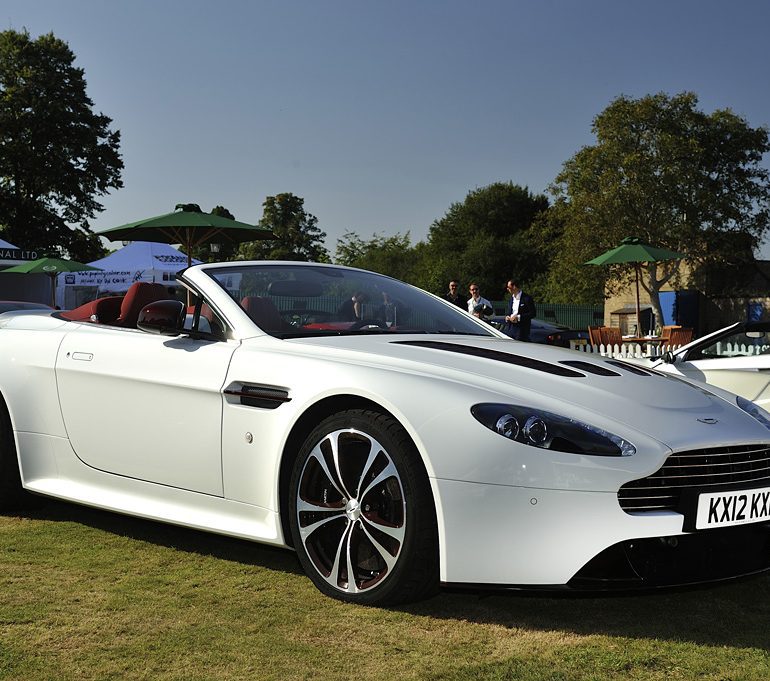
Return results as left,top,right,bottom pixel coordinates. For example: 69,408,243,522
0,501,768,680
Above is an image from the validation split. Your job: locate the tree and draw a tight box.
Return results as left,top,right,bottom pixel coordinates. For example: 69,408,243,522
335,230,420,280
424,182,550,298
0,29,123,261
544,92,770,319
527,198,606,304
238,193,329,262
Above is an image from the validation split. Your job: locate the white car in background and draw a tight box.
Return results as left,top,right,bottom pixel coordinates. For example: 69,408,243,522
645,321,770,409
2,262,770,605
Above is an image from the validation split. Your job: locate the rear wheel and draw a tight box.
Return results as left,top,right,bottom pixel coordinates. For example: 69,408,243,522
289,409,438,605
0,402,29,510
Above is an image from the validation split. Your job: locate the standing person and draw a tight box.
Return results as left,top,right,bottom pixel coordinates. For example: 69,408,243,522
338,291,366,321
377,291,398,326
467,283,493,319
503,279,536,341
443,280,465,308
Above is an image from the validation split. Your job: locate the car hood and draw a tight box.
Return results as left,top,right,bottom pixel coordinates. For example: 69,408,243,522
288,333,768,450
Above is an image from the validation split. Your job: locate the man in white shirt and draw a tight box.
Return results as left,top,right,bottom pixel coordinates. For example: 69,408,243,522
467,283,493,318
503,279,536,341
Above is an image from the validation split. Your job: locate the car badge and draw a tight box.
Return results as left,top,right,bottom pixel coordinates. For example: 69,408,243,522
697,418,719,424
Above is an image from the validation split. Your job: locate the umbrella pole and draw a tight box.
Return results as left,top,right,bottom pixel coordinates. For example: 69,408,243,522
635,264,641,336
185,236,193,307
49,273,57,309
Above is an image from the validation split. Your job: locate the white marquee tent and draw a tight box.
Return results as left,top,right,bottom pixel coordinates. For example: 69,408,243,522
57,241,200,309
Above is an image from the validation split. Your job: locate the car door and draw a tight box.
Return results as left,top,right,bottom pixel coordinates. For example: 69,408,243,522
56,324,238,495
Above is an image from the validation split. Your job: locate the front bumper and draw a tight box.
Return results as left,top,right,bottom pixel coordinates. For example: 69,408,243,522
569,523,770,590
434,478,770,588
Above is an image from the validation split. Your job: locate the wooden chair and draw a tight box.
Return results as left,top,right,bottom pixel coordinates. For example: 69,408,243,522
588,325,603,346
600,326,623,347
659,325,681,342
667,327,693,347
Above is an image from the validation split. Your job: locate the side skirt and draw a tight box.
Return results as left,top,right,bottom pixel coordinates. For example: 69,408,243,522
17,431,287,547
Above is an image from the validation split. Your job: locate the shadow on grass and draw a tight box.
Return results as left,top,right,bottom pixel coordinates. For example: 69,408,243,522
406,577,770,651
17,498,304,578
13,500,770,651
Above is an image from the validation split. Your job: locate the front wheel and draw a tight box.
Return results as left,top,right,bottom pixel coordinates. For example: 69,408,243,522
289,409,438,605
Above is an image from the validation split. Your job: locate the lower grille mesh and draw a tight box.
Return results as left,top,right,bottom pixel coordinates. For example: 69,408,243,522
618,444,770,512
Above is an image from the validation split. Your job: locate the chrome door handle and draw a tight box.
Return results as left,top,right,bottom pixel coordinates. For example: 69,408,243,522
70,352,94,362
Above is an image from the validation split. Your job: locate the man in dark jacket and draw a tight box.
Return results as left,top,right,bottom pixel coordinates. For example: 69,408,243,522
443,280,465,308
503,279,536,341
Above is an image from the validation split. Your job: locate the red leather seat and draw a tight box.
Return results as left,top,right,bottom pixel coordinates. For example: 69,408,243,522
61,296,124,324
113,282,173,328
240,296,290,332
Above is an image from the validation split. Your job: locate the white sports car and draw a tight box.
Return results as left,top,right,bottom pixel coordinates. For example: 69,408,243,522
643,321,770,410
2,261,770,605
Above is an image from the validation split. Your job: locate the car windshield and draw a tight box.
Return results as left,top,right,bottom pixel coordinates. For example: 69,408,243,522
205,263,494,338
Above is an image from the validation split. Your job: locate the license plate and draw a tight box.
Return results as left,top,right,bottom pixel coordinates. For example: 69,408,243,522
695,486,770,529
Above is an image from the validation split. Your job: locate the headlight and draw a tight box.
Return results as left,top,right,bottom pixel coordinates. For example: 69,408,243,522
471,403,636,457
737,395,770,431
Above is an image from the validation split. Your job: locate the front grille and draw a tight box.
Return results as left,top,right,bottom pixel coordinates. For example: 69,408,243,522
618,444,770,512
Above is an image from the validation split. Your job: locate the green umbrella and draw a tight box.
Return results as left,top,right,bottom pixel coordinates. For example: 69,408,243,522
585,237,686,334
97,204,274,268
2,257,102,308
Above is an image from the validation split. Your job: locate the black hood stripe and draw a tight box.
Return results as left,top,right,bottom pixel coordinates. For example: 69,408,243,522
393,340,585,377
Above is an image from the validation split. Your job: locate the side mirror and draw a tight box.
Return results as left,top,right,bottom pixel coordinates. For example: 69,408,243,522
662,350,675,364
137,300,185,336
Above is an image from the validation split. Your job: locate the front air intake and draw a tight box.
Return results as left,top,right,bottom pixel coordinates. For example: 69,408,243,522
618,444,770,512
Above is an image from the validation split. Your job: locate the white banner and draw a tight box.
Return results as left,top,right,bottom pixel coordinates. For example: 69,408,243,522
61,269,154,289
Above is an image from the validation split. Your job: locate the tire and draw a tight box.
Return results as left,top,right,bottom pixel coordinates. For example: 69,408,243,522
0,402,29,510
289,409,438,605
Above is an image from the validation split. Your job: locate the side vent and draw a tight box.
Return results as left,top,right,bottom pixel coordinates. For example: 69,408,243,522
559,361,621,377
224,383,291,409
605,360,653,376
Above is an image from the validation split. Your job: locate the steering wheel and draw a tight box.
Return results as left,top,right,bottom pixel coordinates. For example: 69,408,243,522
349,318,388,330
283,310,336,326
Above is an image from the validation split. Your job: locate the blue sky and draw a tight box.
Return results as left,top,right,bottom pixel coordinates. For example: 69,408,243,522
3,0,770,256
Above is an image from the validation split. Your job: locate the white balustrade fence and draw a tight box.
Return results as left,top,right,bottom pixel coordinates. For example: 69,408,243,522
568,341,685,359
568,340,770,360
709,342,770,357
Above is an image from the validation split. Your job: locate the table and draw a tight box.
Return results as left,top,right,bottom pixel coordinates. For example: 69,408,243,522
622,336,663,345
